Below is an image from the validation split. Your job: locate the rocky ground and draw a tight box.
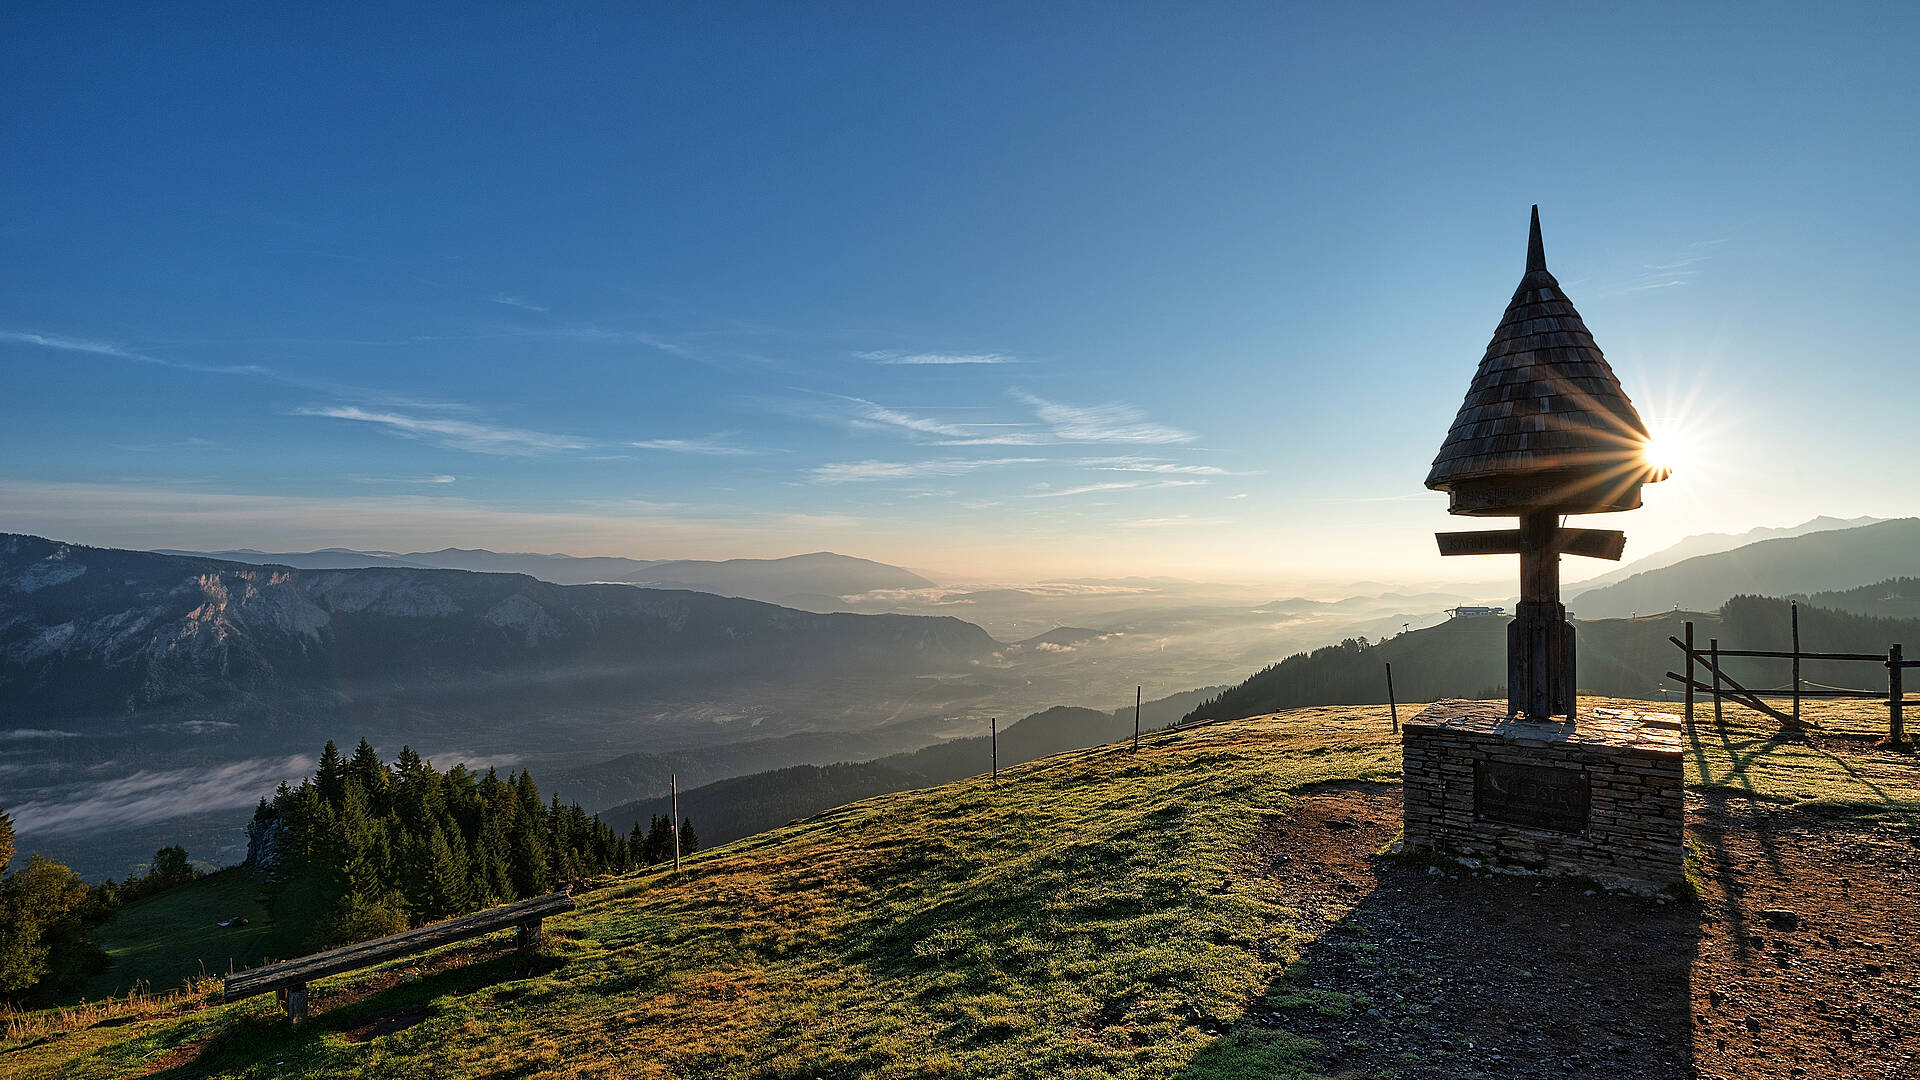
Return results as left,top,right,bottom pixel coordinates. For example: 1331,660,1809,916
1242,781,1920,1080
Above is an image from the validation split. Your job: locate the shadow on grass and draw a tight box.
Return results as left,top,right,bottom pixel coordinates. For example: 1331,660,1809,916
1181,841,1701,1078
139,949,565,1079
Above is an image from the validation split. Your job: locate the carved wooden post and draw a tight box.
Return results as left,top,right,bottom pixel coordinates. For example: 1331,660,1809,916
1710,638,1723,726
1424,206,1662,723
990,718,997,780
1133,686,1141,752
1791,601,1802,726
1386,662,1399,733
671,773,680,873
1683,621,1695,726
1891,644,1905,746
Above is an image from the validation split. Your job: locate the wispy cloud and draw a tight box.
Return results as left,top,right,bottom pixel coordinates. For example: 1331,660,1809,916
1029,478,1211,498
0,480,880,555
1116,514,1232,529
1015,392,1195,444
857,350,1021,365
837,395,1048,445
810,458,1045,483
1,329,276,379
2,328,482,412
1028,481,1145,498
629,437,756,456
351,474,458,485
1596,237,1729,296
295,405,588,455
489,294,549,313
1078,456,1244,476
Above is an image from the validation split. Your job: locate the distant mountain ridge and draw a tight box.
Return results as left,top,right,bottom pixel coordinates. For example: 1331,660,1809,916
1,534,993,736
1567,518,1920,619
1567,515,1885,594
154,545,932,605
1182,593,1920,725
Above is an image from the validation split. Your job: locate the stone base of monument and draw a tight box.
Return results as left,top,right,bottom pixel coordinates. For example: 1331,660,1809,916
1401,700,1685,893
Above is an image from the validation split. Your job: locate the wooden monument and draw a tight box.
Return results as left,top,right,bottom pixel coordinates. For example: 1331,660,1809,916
1400,208,1684,892
1425,205,1667,720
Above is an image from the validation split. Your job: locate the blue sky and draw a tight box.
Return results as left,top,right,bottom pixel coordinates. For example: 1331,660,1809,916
4,4,1916,582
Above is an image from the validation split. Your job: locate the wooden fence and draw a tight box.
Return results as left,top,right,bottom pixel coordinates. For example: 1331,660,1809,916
1666,616,1913,746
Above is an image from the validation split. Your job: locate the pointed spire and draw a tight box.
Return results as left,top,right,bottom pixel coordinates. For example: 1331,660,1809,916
1526,204,1546,273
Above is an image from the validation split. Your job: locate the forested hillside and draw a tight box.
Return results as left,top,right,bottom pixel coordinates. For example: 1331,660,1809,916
1182,596,1920,724
605,689,1221,845
1568,518,1920,618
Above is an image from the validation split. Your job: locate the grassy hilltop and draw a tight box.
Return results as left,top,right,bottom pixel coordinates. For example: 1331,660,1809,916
4,700,1916,1080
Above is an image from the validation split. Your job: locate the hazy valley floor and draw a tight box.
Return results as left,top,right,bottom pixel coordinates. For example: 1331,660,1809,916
2,701,1915,1080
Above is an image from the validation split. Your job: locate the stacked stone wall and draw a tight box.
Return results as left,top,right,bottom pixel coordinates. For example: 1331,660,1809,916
1401,701,1684,889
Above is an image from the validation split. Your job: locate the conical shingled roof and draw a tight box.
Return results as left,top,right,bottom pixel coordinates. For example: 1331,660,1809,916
1425,206,1656,516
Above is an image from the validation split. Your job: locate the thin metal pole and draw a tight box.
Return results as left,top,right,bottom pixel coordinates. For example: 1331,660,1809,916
990,718,997,781
671,773,680,872
1133,686,1141,752
1710,638,1723,726
1791,601,1801,726
1385,662,1398,733
1891,644,1905,746
1683,621,1695,726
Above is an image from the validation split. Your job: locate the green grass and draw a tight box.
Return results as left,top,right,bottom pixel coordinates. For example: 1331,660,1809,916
4,699,1913,1080
75,870,279,1002
1675,698,1920,819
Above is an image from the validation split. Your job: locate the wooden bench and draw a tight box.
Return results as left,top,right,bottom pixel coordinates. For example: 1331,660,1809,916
224,889,576,1024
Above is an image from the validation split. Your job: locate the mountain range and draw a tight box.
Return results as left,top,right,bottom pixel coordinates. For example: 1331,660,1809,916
1567,518,1920,618
1564,514,1885,594
155,545,932,607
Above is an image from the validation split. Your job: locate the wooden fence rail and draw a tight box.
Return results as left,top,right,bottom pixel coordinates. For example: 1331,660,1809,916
1671,619,1910,746
224,889,576,1025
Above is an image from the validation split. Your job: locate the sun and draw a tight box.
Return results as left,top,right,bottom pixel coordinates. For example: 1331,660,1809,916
1641,432,1690,479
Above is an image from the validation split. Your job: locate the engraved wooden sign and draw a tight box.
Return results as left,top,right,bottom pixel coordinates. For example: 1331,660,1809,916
1474,760,1590,835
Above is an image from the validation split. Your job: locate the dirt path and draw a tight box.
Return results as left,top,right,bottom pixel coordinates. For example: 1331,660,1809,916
1242,783,1920,1080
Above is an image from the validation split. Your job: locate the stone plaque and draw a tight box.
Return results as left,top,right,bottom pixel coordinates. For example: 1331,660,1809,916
1474,760,1589,835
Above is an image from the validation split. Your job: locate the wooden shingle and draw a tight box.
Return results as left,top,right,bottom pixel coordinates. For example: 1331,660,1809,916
1425,207,1656,516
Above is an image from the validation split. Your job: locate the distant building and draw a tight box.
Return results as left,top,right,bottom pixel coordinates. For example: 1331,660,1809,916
1446,605,1506,619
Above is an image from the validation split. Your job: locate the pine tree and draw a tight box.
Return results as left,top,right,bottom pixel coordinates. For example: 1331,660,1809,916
418,824,469,919
679,818,699,856
348,738,389,812
0,806,13,871
507,804,550,898
643,814,674,865
315,740,346,805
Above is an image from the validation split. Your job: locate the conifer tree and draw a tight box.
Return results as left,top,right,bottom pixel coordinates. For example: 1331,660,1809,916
643,814,674,865
0,806,13,871
315,740,346,805
679,818,699,856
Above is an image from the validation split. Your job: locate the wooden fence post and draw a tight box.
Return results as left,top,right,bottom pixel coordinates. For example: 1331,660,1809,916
991,718,997,781
1385,662,1399,733
1683,621,1695,725
516,919,543,950
1791,601,1802,726
1133,686,1141,752
1710,638,1723,726
1891,644,1906,746
671,773,680,873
